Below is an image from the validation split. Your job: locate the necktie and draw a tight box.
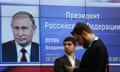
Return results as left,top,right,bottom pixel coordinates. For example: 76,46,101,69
21,48,27,62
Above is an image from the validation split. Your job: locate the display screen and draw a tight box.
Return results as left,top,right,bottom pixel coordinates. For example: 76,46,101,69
40,0,120,65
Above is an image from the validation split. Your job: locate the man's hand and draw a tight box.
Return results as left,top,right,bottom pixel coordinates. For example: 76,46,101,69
65,65,76,72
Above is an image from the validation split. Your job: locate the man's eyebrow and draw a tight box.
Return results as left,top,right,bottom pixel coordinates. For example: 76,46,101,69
13,26,28,29
13,26,19,28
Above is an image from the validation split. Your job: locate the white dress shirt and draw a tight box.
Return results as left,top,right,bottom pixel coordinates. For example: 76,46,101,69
16,42,31,62
67,54,75,67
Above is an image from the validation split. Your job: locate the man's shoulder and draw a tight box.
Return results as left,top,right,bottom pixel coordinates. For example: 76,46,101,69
32,42,39,45
93,39,105,47
2,40,15,46
2,40,15,52
32,42,39,47
55,55,67,62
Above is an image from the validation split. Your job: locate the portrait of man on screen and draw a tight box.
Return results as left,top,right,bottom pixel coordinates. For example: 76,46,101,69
2,11,39,63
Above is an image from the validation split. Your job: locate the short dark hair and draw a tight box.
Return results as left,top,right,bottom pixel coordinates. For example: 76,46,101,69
71,22,92,35
63,37,76,45
12,11,35,26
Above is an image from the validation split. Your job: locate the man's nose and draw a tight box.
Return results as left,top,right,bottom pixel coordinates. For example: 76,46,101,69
65,45,69,49
18,29,23,36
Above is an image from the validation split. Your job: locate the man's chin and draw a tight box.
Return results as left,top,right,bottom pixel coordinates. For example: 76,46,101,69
66,52,72,55
18,42,27,47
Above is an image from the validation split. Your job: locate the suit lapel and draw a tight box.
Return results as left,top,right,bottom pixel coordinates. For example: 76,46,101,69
75,59,80,67
31,43,39,62
31,43,35,61
63,55,72,66
64,55,80,67
10,41,17,61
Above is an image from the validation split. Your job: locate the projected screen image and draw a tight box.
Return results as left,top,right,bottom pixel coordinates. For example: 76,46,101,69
0,3,40,65
40,1,120,66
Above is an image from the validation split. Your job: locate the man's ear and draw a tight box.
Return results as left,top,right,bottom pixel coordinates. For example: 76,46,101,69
82,31,87,36
33,25,36,30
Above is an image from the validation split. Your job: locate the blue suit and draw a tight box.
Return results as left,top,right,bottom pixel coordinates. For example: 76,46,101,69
2,40,39,62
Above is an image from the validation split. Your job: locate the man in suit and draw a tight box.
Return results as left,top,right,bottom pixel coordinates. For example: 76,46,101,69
71,22,109,72
54,37,80,72
2,11,39,62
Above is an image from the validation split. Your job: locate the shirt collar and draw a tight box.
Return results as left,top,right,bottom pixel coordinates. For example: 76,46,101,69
66,54,75,60
89,35,99,48
16,42,31,54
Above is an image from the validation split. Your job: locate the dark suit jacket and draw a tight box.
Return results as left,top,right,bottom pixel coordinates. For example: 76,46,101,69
2,40,39,62
74,39,108,72
54,55,80,72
